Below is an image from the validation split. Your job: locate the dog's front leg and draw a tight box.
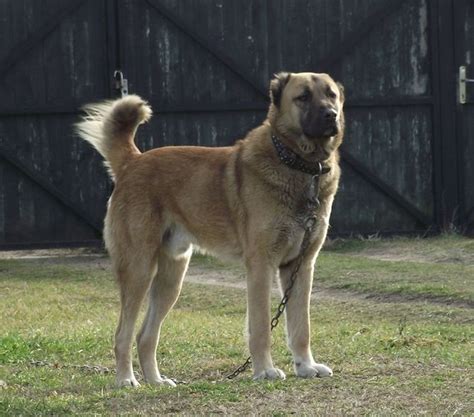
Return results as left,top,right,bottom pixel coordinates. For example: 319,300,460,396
246,260,286,380
279,258,333,378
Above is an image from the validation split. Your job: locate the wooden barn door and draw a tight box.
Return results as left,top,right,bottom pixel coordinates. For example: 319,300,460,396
0,0,115,248
454,0,474,233
116,0,436,235
1,0,468,247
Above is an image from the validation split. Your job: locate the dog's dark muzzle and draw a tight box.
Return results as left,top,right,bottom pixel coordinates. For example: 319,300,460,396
302,107,339,139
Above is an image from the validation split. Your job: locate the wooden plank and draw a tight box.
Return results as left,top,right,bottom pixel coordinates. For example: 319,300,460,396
0,163,4,242
453,0,474,231
335,0,431,99
428,0,445,229
144,0,268,98
346,96,433,107
0,105,81,116
332,162,423,234
0,0,85,80
0,144,102,235
3,161,20,242
343,103,434,219
435,0,461,228
318,0,409,74
106,0,122,90
0,95,434,116
0,239,102,250
340,148,432,228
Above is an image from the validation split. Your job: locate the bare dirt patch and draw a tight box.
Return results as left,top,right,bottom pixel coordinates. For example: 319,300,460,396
0,247,105,261
5,234,473,267
3,236,474,309
353,248,474,265
326,235,474,266
0,248,357,305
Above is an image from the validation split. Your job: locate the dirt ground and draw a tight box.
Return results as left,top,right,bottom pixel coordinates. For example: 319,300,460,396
1,241,471,307
325,236,474,265
3,235,473,265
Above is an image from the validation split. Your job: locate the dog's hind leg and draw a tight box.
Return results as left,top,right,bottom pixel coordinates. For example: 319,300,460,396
114,257,157,388
136,249,191,386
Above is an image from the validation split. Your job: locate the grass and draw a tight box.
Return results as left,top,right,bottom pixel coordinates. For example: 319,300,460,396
320,234,474,305
1,236,473,415
192,234,474,306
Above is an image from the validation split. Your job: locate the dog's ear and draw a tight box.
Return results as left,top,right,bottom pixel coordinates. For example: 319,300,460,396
336,82,345,103
270,72,291,107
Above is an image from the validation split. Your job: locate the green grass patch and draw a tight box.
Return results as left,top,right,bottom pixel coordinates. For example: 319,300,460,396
191,234,474,305
319,234,474,304
315,253,474,304
1,252,473,415
326,233,474,264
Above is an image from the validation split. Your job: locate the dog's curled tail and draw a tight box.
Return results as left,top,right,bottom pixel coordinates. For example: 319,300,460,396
75,95,152,180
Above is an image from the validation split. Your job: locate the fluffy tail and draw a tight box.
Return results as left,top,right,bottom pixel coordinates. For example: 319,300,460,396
75,95,152,180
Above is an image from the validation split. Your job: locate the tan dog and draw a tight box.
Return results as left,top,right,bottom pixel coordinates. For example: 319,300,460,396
76,72,345,386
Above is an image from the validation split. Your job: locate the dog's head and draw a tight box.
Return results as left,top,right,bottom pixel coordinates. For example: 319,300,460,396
268,72,345,160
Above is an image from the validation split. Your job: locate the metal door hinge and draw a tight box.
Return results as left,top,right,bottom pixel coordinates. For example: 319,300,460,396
459,65,474,104
114,70,128,97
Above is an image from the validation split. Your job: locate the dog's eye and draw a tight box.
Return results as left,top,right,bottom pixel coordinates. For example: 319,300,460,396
297,92,311,102
327,89,337,99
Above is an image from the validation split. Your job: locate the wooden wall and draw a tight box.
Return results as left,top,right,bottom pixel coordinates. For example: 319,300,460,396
0,0,471,247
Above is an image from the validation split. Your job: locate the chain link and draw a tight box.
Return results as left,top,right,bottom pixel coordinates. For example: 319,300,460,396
30,360,114,374
29,216,316,383
29,360,186,384
225,356,253,380
29,174,325,383
226,218,315,379
226,230,318,378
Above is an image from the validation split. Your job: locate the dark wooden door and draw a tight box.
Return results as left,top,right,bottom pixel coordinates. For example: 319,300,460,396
117,0,436,235
0,0,114,248
454,0,474,233
1,0,471,247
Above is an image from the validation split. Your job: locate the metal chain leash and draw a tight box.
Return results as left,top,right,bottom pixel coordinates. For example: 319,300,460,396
225,356,253,380
29,360,114,374
29,170,327,383
225,217,316,380
226,173,323,380
29,360,186,384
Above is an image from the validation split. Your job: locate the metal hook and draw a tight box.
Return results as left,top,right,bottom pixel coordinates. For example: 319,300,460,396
113,70,128,97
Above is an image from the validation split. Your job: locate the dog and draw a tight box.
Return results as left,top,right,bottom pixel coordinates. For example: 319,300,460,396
75,72,345,386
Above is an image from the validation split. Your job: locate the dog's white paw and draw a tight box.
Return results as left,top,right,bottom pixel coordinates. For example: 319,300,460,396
295,362,333,378
147,377,177,387
116,376,140,388
253,367,286,381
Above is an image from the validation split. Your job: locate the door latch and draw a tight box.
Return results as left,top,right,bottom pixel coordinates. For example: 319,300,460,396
114,70,128,97
459,65,474,104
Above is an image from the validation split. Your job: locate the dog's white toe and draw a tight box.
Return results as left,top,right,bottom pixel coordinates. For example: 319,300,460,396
116,376,140,388
295,362,333,378
253,367,286,381
148,377,177,387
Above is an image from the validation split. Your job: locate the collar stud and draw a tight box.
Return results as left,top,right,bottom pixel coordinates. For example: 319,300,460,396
271,135,331,176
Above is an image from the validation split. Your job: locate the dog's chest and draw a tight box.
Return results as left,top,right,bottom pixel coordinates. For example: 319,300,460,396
278,176,322,221
275,182,329,265
277,207,329,265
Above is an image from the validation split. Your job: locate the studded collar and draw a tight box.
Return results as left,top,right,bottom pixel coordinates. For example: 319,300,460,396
271,134,331,176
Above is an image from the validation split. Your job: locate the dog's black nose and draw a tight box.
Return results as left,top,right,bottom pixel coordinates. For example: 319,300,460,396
322,107,337,121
